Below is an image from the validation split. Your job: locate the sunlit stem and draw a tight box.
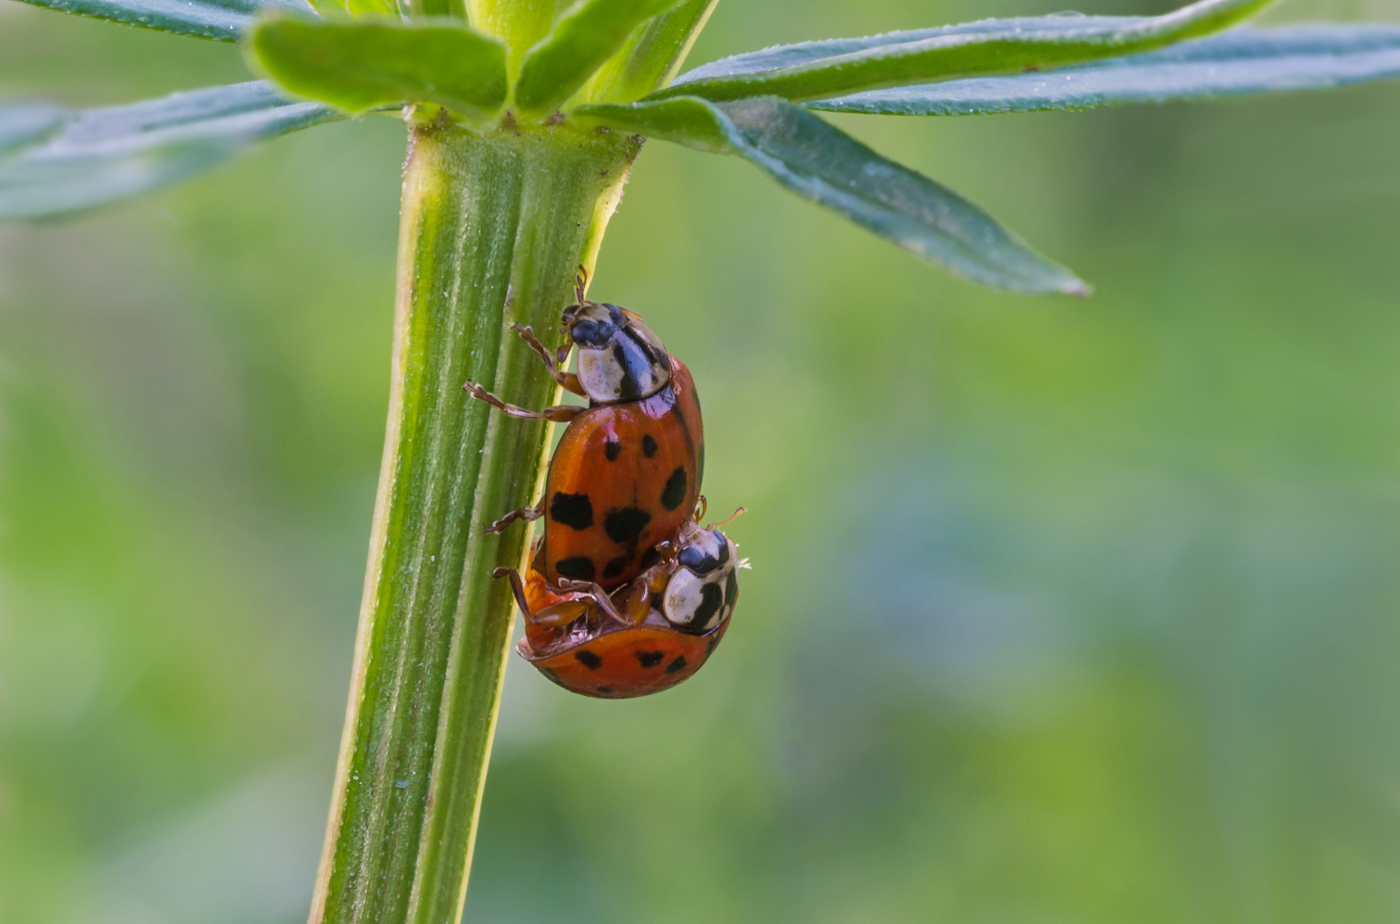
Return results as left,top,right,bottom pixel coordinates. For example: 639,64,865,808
308,120,639,924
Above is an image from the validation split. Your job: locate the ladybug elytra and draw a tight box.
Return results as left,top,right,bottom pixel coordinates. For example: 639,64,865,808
495,515,742,698
464,280,703,591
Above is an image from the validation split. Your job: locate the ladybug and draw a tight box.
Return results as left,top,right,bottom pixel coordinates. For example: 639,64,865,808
495,514,742,698
464,277,703,591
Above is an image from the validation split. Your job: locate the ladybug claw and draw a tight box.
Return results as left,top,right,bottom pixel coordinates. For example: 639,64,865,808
513,323,587,398
463,379,584,423
573,264,589,304
493,566,532,617
485,499,544,534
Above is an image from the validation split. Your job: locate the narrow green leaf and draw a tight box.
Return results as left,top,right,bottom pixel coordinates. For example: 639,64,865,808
0,105,68,160
13,0,313,42
586,0,720,104
809,24,1400,115
655,0,1278,104
577,96,1088,294
249,14,508,118
0,81,342,221
514,0,681,115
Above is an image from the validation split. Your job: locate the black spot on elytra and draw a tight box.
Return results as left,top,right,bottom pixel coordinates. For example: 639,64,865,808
639,546,662,569
725,569,739,607
554,556,595,582
605,507,651,543
539,666,561,683
596,686,614,695
698,443,705,486
665,655,688,674
706,636,719,655
635,650,665,668
550,492,593,530
642,434,658,457
604,440,621,461
575,649,602,670
661,467,687,511
602,556,629,580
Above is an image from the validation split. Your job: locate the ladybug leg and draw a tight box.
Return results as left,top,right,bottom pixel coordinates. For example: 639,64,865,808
462,379,583,423
491,566,532,617
512,323,587,398
493,566,594,627
530,600,594,628
553,578,628,625
484,498,545,535
615,580,651,626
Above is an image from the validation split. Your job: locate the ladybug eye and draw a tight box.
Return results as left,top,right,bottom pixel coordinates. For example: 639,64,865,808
570,317,614,347
678,546,707,571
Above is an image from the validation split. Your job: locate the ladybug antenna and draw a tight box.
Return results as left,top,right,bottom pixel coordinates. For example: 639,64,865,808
573,264,589,304
706,506,746,530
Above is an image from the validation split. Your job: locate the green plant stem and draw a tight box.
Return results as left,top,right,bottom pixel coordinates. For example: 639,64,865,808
309,119,639,924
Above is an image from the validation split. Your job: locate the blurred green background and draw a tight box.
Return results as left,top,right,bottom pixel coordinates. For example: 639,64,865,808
5,0,1400,921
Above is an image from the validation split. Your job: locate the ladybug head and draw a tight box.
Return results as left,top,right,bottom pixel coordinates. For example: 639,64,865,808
662,528,739,635
565,302,672,404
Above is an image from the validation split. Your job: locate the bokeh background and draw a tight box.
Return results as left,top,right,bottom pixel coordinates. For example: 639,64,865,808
5,0,1400,921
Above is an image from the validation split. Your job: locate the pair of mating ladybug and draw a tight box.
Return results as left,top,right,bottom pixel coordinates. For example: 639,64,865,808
464,275,742,698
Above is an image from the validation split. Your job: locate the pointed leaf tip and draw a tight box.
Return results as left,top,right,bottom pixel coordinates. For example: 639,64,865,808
577,96,1088,295
807,25,1400,116
661,0,1279,104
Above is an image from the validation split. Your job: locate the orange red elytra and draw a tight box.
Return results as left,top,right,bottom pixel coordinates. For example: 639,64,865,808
464,270,742,698
494,514,742,699
463,278,703,592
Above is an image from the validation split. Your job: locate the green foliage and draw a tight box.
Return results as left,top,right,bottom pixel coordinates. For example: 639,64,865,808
584,0,719,105
513,0,681,115
653,0,1274,104
0,104,67,157
13,0,1400,295
249,16,508,117
13,0,1400,296
12,0,304,41
0,82,340,219
578,96,1086,293
468,0,554,53
807,24,1400,116
9,0,1400,921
